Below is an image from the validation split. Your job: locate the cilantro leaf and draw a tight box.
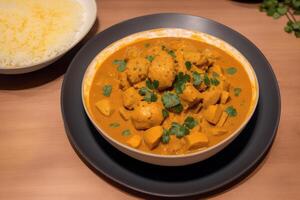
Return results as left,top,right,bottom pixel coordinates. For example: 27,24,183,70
173,72,190,94
169,122,189,138
109,122,120,128
162,109,169,118
204,73,210,86
146,79,159,90
234,87,242,96
139,87,157,102
185,61,192,70
210,77,220,86
122,129,131,136
225,106,237,117
183,116,198,129
161,92,181,108
168,50,176,58
146,55,155,62
161,129,170,144
102,85,112,97
192,71,202,86
113,59,127,72
169,104,183,113
226,67,237,75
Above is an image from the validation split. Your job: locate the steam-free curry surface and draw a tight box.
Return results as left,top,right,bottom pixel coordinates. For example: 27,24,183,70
89,37,252,155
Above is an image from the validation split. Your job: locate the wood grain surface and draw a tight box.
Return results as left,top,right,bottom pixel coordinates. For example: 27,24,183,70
0,0,299,199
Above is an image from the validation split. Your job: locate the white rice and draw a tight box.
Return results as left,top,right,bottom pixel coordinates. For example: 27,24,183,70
0,0,84,68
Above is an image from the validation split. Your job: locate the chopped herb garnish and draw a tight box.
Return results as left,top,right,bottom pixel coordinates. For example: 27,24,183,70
161,92,181,108
226,67,237,75
183,116,198,129
109,122,120,128
173,72,190,94
102,85,112,97
122,129,131,136
204,73,210,86
169,122,190,138
210,77,220,86
146,55,155,62
161,129,170,144
162,109,169,118
225,106,237,117
192,71,202,86
185,61,192,70
168,50,176,58
113,59,127,72
139,87,157,102
169,104,183,113
146,79,159,90
234,88,242,96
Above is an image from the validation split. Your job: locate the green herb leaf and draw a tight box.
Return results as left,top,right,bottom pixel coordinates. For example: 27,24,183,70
183,116,198,129
277,5,288,15
161,92,181,108
122,129,131,136
234,87,242,96
185,61,192,70
146,79,159,90
225,106,237,117
146,55,155,62
152,80,159,89
168,50,176,58
169,104,183,113
113,59,127,72
204,73,210,86
102,85,112,97
139,87,157,102
169,122,190,138
161,129,170,144
226,67,237,75
192,71,202,86
109,122,120,128
173,72,191,94
210,77,220,86
162,109,169,118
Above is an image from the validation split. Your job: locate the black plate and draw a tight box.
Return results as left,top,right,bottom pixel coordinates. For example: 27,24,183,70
61,13,281,197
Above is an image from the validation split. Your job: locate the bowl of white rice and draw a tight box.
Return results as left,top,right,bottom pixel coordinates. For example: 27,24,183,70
0,0,97,74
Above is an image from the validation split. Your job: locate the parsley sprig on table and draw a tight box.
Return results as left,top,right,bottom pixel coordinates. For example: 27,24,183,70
260,0,300,37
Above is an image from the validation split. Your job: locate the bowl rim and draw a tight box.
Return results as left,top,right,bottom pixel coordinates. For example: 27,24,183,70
0,0,97,71
81,28,260,159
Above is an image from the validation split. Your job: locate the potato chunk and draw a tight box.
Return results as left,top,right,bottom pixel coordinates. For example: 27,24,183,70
185,132,208,150
122,87,140,110
144,126,163,149
180,83,202,105
217,112,229,127
148,51,175,90
203,89,221,108
220,91,230,104
126,58,149,84
126,135,142,148
95,99,112,116
131,102,164,130
204,104,223,125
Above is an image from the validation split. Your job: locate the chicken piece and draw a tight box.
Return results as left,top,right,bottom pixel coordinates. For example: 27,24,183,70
95,99,112,116
119,107,130,121
217,112,229,127
148,51,175,90
203,104,223,125
180,83,202,105
125,46,141,59
122,87,141,110
183,51,207,66
143,126,163,149
174,50,188,73
202,89,221,108
118,72,130,90
146,45,163,56
126,135,142,148
185,131,209,150
220,91,230,104
126,58,149,84
210,128,228,136
131,102,164,130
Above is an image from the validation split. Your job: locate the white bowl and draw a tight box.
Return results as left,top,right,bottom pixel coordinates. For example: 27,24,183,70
82,28,259,166
0,0,97,74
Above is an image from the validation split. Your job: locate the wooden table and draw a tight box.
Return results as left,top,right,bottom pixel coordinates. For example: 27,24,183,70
1,0,299,199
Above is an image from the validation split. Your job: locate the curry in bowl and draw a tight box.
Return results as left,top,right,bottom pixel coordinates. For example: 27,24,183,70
85,36,255,156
